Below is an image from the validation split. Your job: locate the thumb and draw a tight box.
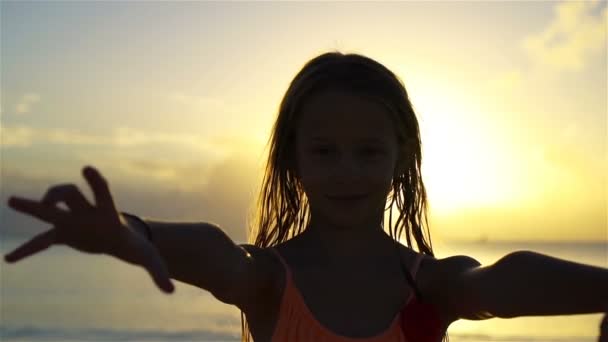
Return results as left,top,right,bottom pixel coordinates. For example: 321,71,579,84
600,310,608,342
141,247,175,294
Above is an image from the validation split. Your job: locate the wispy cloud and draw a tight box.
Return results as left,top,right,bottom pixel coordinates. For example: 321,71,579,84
1,124,107,147
0,124,265,241
0,123,35,147
0,150,263,242
522,0,607,71
112,126,222,151
106,157,222,192
14,93,40,114
0,124,233,152
0,123,266,187
485,0,607,101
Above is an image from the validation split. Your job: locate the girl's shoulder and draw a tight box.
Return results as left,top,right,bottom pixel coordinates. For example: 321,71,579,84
237,238,306,292
415,252,481,291
238,243,286,283
414,251,482,325
234,244,286,340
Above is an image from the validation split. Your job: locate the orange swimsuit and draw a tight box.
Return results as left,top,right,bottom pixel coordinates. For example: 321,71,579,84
269,248,444,342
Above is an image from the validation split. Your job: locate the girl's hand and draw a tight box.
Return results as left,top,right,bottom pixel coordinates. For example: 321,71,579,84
600,308,608,342
3,166,175,294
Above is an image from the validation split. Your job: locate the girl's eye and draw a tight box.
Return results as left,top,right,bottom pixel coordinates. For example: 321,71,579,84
310,147,383,157
360,148,382,156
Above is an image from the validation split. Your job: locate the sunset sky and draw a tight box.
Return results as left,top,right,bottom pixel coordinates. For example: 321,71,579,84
1,1,606,243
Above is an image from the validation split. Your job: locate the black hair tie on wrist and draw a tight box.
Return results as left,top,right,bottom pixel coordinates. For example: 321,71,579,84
120,212,153,243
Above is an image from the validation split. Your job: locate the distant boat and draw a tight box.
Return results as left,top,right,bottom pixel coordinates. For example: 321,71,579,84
476,235,489,244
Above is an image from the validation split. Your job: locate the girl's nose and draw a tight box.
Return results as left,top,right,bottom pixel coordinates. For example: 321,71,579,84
330,154,365,182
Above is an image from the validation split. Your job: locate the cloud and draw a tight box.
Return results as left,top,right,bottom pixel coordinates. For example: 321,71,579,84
0,124,35,147
0,124,267,242
484,1,607,110
0,124,244,156
0,150,263,243
522,0,607,71
15,92,40,114
0,124,108,147
112,126,223,153
112,158,217,191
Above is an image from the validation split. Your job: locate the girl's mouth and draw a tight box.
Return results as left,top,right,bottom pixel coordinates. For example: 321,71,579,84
326,193,368,201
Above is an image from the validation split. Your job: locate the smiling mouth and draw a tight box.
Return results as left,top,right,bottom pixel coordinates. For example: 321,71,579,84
326,194,368,200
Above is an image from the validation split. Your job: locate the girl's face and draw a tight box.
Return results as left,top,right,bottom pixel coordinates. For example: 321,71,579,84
294,89,400,230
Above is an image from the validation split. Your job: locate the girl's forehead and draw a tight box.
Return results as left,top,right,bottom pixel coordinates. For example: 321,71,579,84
296,90,396,141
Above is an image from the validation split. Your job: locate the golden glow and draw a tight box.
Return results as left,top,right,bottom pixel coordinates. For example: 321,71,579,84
3,2,605,242
413,92,527,214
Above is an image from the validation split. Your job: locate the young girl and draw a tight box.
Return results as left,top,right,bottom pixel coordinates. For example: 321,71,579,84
4,52,608,342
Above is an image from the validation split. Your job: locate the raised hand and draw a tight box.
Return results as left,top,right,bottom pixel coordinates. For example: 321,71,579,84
3,166,175,294
600,308,608,342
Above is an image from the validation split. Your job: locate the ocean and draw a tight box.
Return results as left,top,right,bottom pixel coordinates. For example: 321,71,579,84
1,237,606,342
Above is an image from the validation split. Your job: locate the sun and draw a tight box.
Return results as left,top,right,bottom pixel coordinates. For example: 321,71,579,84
411,90,528,216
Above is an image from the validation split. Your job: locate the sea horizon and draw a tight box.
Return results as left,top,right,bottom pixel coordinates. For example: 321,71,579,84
1,236,606,342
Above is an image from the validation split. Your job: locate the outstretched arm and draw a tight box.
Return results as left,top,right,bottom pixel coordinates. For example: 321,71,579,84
3,165,275,311
431,251,608,321
122,214,276,311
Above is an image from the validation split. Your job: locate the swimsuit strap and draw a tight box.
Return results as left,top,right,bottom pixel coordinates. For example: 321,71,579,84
398,248,427,300
410,253,426,278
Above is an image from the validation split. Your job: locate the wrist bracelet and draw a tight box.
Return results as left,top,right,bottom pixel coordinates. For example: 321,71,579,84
120,211,153,243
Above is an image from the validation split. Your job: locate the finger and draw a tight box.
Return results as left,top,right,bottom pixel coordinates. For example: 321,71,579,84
4,229,57,263
41,184,92,212
82,166,117,214
600,313,608,342
141,249,175,294
7,196,68,224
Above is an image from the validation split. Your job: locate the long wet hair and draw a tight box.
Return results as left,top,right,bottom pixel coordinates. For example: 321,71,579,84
241,51,444,341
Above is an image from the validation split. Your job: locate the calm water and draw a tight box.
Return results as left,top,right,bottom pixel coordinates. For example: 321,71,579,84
1,236,606,342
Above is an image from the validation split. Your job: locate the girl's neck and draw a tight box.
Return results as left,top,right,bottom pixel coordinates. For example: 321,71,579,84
300,218,396,265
